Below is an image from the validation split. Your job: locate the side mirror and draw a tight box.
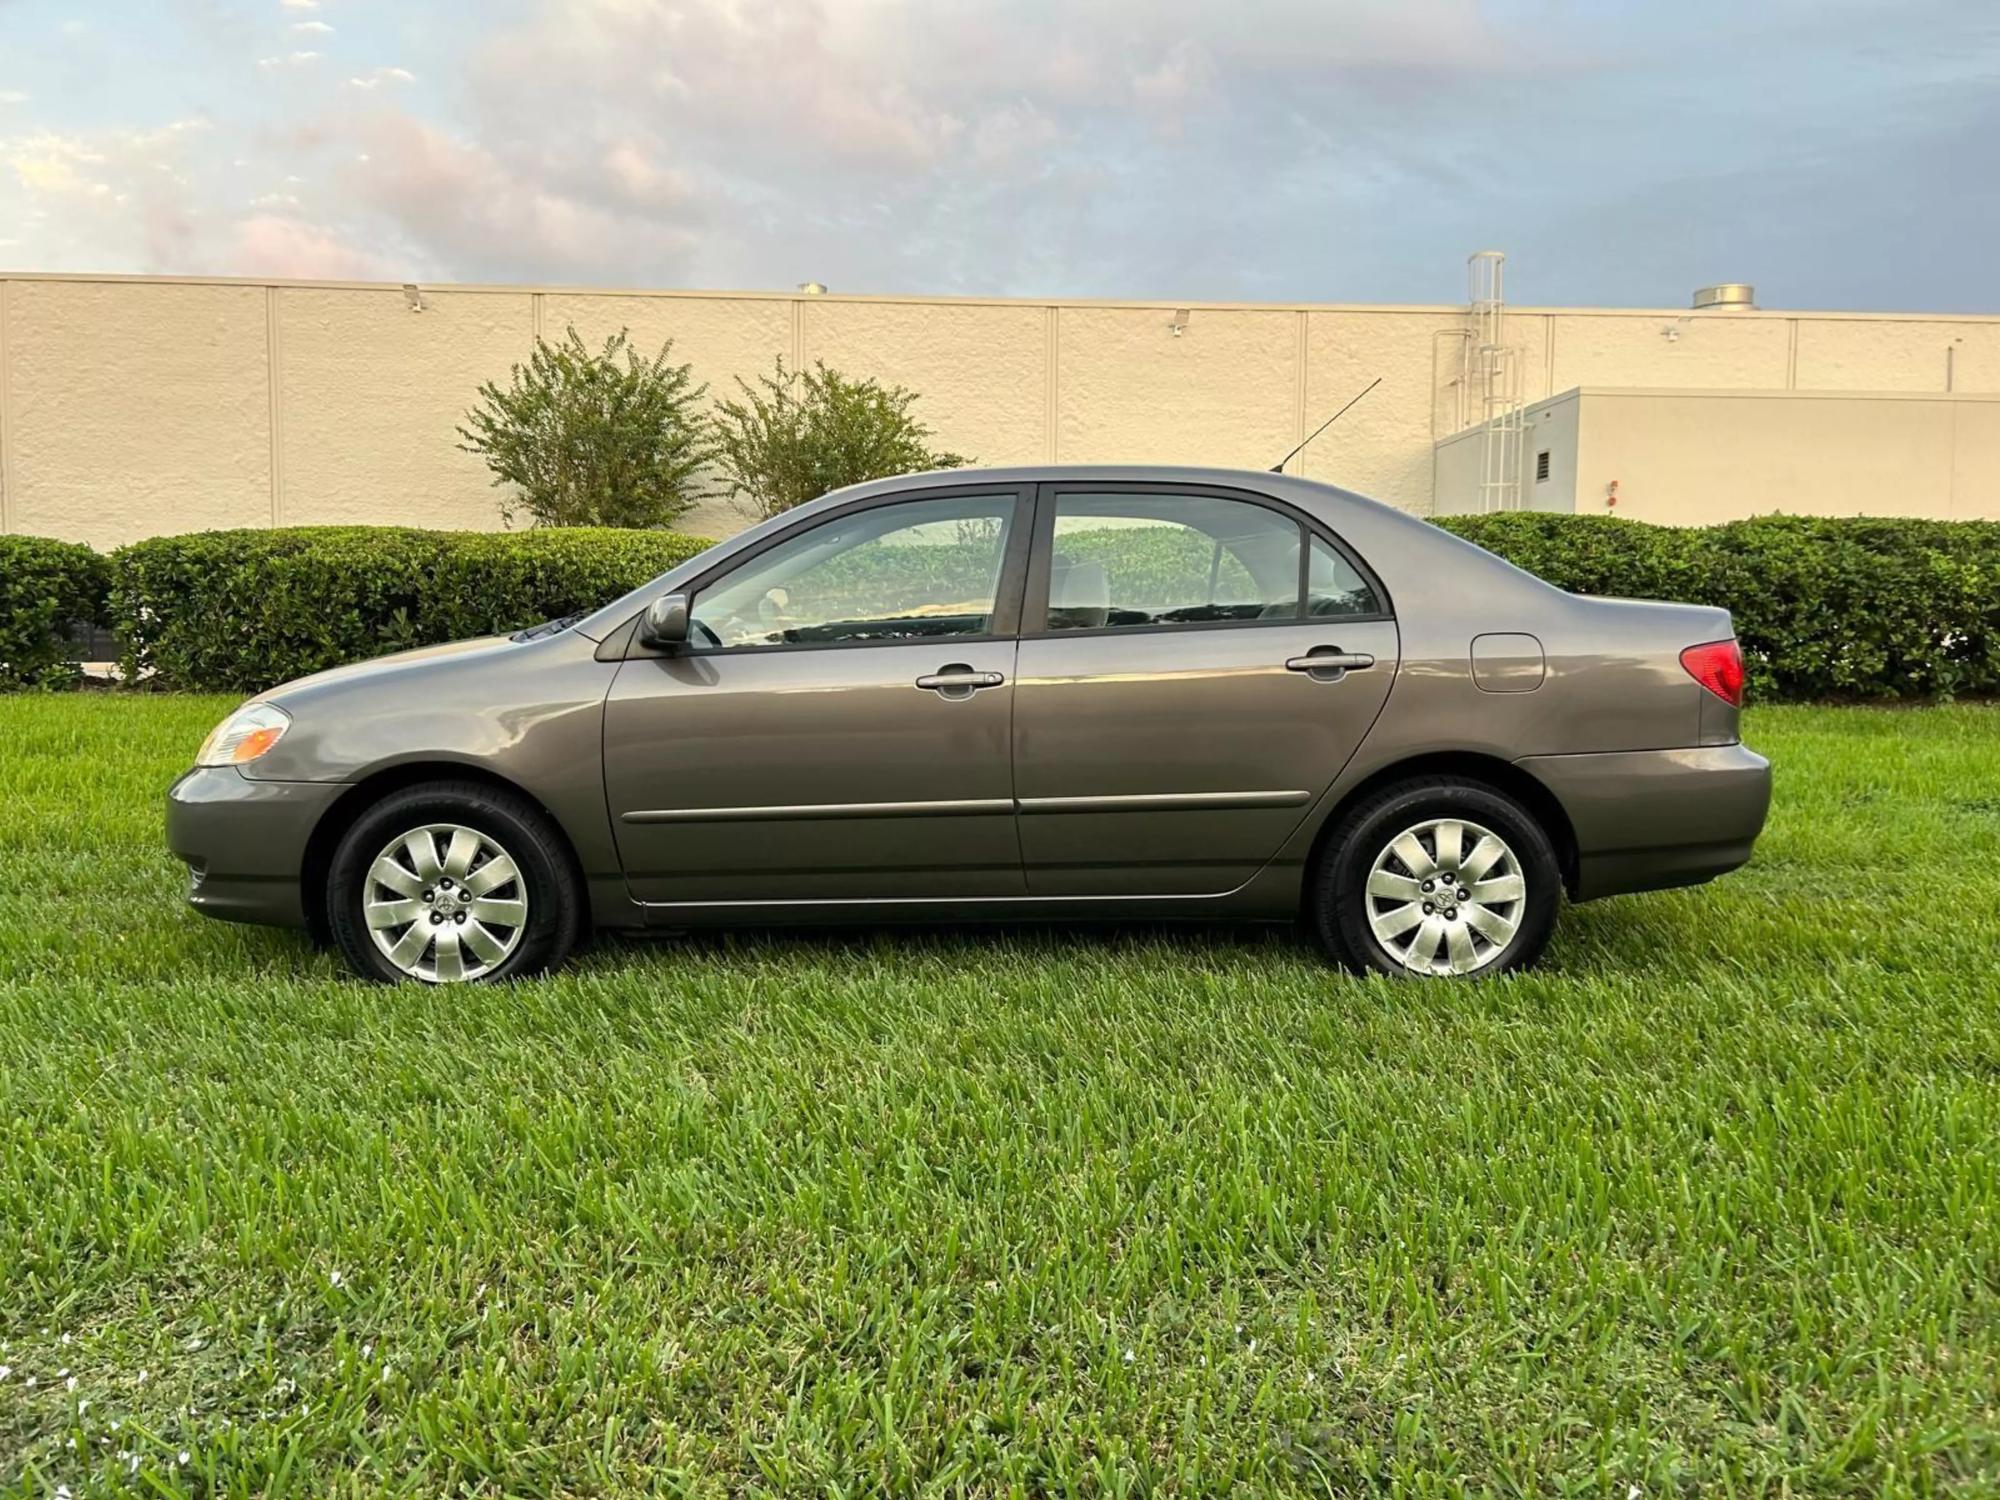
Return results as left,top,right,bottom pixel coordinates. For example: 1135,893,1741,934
638,592,691,649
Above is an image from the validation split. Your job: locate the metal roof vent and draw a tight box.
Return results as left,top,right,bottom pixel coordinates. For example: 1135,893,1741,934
1693,283,1755,311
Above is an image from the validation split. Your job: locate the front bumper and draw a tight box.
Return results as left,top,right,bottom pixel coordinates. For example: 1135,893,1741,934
1516,742,1772,901
166,767,347,928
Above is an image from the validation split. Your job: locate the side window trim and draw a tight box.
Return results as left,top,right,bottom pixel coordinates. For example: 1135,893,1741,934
626,484,1037,658
1023,481,1394,637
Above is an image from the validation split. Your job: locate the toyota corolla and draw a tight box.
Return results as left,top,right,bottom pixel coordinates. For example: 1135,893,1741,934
168,467,1771,982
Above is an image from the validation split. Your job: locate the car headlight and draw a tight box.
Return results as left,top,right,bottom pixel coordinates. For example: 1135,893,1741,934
196,703,292,767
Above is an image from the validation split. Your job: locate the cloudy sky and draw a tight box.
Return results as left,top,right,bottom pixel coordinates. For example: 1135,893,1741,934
2,0,1996,309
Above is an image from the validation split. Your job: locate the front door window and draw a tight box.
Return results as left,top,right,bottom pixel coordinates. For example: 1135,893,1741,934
691,495,1018,650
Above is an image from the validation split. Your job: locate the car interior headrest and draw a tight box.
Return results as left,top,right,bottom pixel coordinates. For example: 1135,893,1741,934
1052,559,1109,629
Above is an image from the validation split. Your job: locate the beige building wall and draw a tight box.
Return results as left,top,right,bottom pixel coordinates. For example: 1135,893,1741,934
1438,388,2000,525
1432,425,1487,518
3,271,2000,549
1434,392,1582,517
1574,389,2000,525
2,279,273,540
274,286,534,532
1546,312,1794,390
1524,392,1584,512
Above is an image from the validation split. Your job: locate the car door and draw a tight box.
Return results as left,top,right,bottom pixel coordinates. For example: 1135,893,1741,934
603,486,1032,906
1012,483,1399,896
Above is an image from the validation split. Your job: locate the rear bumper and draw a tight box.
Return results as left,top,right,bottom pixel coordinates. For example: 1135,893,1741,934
1516,742,1771,901
166,767,346,928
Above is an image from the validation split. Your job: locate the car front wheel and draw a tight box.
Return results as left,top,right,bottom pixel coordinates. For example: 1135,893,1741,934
1309,776,1560,978
326,781,582,984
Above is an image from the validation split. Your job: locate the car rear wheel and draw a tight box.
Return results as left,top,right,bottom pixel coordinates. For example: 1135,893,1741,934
1309,776,1560,978
326,781,582,984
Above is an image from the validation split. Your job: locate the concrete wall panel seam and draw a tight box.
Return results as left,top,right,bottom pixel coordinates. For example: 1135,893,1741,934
1949,397,1959,516
1045,306,1060,463
1293,310,1308,449
265,286,283,526
0,279,11,535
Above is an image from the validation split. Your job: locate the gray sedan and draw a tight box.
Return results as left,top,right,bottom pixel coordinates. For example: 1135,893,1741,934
168,467,1771,982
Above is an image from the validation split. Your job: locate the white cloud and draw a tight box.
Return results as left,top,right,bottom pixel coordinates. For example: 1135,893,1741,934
0,119,213,268
2,0,1551,289
343,110,695,279
1131,41,1214,124
231,214,397,279
3,0,1992,311
968,103,1063,170
0,91,30,106
600,141,693,211
346,66,416,90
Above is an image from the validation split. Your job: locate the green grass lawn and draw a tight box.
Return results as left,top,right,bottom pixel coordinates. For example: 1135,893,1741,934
2,696,1997,1496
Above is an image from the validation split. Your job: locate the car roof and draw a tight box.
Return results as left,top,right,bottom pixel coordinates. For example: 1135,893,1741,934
825,463,1420,525
834,462,1348,495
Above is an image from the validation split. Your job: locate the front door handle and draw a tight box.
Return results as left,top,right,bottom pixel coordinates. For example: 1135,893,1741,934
1285,649,1375,680
915,666,1006,699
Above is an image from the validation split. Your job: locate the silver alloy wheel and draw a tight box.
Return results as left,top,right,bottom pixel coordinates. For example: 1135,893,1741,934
363,823,528,983
1364,817,1526,977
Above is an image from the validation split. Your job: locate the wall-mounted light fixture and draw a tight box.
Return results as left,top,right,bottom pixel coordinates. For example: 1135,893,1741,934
402,283,426,313
1168,308,1191,337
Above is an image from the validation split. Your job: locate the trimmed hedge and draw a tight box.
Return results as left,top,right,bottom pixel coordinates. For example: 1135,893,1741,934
111,526,712,693
1438,512,2000,701
6,513,1997,700
0,535,111,688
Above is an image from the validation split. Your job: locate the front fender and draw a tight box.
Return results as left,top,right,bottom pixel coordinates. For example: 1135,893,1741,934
245,631,624,884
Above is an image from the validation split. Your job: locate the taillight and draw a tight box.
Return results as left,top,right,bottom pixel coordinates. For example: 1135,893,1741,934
1681,639,1745,707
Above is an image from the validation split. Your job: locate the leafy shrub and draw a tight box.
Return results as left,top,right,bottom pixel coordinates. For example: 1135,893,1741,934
1438,512,2000,700
0,535,110,688
713,358,966,520
458,328,715,529
111,526,711,693
1432,512,1703,602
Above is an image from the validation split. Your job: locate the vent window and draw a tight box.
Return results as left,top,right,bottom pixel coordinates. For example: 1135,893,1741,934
1535,450,1551,484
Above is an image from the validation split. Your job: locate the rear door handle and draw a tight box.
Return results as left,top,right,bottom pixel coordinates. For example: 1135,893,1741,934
915,667,1006,697
1286,650,1374,676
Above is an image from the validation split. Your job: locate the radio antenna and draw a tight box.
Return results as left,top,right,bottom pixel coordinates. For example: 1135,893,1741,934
1270,377,1381,474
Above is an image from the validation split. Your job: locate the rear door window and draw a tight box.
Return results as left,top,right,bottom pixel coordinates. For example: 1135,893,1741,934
1308,534,1385,618
1044,493,1304,631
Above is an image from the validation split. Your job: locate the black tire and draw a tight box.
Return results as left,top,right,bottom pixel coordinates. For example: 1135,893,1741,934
1307,776,1560,979
326,780,583,984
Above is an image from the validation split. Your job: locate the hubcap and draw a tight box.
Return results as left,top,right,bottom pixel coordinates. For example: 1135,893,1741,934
1364,817,1526,977
363,824,527,983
